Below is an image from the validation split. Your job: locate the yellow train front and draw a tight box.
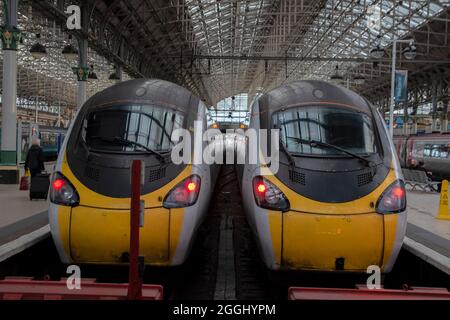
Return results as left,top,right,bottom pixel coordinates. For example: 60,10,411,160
48,79,219,266
238,80,407,273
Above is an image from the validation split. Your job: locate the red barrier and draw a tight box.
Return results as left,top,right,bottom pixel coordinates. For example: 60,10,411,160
288,286,450,300
127,159,143,299
0,159,163,300
0,277,162,300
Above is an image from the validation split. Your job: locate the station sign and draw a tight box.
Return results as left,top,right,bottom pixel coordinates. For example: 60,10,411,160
394,70,408,102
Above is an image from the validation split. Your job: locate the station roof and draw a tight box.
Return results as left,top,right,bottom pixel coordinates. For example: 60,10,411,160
1,1,449,119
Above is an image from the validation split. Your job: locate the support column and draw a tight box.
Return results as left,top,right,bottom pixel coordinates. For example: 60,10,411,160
57,105,61,127
0,0,22,182
73,38,89,110
413,119,418,134
442,98,449,133
117,65,123,82
1,50,17,152
389,41,397,138
431,78,438,131
403,103,408,135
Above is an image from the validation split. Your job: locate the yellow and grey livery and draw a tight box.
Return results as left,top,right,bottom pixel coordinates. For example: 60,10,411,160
237,80,407,273
49,79,219,266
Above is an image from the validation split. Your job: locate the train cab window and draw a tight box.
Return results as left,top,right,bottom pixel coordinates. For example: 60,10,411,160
423,144,431,157
431,144,440,158
83,104,184,153
439,145,449,158
274,106,377,156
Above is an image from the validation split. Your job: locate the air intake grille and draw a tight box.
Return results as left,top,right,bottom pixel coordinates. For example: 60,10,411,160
357,171,373,187
149,167,166,182
289,170,306,186
84,166,100,182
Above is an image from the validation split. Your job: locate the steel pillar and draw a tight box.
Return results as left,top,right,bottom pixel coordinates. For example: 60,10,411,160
431,79,438,131
0,0,21,183
76,38,88,109
1,0,19,154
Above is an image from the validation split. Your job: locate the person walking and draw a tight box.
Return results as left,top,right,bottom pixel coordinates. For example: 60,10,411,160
25,138,45,177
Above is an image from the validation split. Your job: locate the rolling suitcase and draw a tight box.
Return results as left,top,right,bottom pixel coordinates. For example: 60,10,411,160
30,172,50,200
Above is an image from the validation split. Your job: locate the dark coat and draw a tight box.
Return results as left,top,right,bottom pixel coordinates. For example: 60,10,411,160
25,145,45,171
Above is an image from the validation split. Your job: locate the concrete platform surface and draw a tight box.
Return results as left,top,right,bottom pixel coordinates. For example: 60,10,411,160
405,189,450,274
0,184,48,229
407,190,450,242
0,162,54,245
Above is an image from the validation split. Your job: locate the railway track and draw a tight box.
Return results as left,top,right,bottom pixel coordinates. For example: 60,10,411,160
0,166,449,299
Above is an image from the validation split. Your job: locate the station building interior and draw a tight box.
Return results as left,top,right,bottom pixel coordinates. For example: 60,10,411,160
0,0,449,301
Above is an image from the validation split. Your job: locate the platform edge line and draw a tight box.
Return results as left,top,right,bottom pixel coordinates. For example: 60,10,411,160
0,224,50,263
403,236,450,275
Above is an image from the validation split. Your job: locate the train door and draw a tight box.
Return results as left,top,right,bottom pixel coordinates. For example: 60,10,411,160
399,137,408,167
406,137,415,167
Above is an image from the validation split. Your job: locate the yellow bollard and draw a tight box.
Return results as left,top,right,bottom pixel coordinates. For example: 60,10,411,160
437,180,450,220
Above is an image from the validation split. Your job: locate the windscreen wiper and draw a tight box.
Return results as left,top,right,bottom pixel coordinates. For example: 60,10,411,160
287,136,374,167
279,135,297,168
91,136,165,161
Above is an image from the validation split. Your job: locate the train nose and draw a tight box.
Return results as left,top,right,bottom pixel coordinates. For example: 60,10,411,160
69,206,171,264
281,211,384,271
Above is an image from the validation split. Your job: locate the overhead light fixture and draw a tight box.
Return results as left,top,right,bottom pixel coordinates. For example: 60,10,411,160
353,75,366,85
88,65,98,80
330,65,344,84
109,72,120,81
62,35,79,61
370,35,385,59
29,33,47,59
402,41,417,60
109,65,121,81
370,45,385,59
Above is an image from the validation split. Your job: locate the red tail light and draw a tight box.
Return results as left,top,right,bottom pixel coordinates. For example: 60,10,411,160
49,172,79,207
376,180,407,214
252,176,290,211
163,175,201,208
52,178,65,190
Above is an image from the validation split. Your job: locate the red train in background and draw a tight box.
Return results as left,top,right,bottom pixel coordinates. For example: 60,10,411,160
393,133,450,181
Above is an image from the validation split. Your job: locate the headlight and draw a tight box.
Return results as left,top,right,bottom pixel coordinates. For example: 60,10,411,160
252,176,290,211
163,175,201,208
49,172,80,206
376,180,406,214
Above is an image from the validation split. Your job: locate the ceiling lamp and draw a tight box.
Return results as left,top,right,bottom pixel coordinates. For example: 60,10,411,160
330,65,344,84
109,65,121,81
109,72,120,81
353,75,366,85
62,35,79,61
88,65,98,80
370,35,385,59
369,44,385,59
402,41,417,60
29,34,47,59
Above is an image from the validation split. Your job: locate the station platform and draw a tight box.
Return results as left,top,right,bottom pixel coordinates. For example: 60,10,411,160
0,164,449,275
405,189,450,275
0,163,54,262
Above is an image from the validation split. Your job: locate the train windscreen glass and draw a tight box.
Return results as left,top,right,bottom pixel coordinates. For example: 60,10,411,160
274,106,376,156
82,104,184,153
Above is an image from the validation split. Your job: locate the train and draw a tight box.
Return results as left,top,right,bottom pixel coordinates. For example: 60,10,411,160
393,133,450,181
237,80,407,273
49,79,220,266
20,125,66,162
